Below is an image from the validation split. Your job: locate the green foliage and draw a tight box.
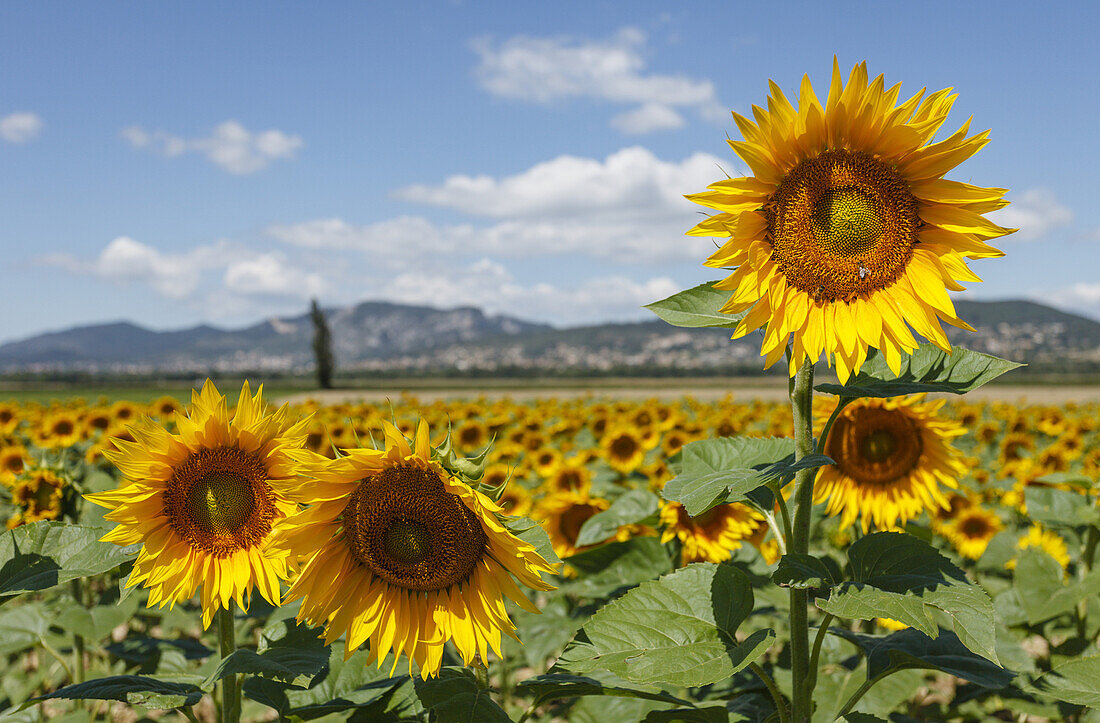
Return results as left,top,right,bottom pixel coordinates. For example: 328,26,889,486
814,343,1023,397
644,281,745,329
817,532,999,664
772,554,841,590
576,489,660,547
515,674,692,709
310,297,335,390
1030,655,1100,707
558,563,774,688
663,437,830,516
833,628,1014,689
564,537,672,599
1010,548,1100,625
0,521,134,598
413,668,511,722
35,675,205,709
505,515,562,565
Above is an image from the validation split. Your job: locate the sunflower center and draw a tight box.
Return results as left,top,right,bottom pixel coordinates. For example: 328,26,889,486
959,515,991,538
560,503,600,544
163,447,275,557
826,405,923,486
610,435,638,459
859,430,897,463
765,150,919,302
186,473,256,536
343,464,487,592
384,520,432,565
54,420,74,436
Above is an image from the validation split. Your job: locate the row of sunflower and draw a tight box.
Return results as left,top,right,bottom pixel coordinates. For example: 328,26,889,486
0,381,1097,719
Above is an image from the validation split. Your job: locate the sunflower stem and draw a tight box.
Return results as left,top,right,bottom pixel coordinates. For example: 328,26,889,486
69,578,86,707
788,357,816,723
749,661,789,723
217,604,240,723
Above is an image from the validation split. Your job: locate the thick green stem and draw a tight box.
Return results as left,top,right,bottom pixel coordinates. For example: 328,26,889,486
69,578,86,709
217,605,240,723
788,358,816,722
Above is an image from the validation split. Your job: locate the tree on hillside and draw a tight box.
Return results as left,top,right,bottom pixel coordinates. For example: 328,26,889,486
310,299,334,389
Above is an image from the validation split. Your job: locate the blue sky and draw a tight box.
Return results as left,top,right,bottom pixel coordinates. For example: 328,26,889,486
2,1,1098,344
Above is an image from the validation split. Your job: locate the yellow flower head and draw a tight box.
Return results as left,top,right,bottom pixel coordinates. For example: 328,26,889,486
85,381,313,628
275,420,557,679
660,501,765,564
689,59,1014,381
814,395,966,532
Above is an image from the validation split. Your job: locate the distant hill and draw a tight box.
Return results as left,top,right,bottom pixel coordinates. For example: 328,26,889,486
1,298,1098,374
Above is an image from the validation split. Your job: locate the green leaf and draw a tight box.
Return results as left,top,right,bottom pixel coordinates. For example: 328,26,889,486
662,437,802,516
833,628,1014,689
576,490,661,548
818,532,999,664
558,563,774,687
0,521,136,598
644,706,737,722
203,648,328,690
413,667,510,723
843,714,888,723
564,537,673,599
772,554,840,590
35,675,203,709
1030,654,1100,706
515,674,691,708
1023,486,1100,528
504,515,562,565
644,281,744,329
814,343,1022,398
1011,548,1100,625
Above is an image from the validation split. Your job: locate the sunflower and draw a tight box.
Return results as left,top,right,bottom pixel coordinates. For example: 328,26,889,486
32,410,83,448
600,426,652,475
815,395,966,532
454,419,489,453
660,501,765,564
11,466,67,523
688,59,1013,381
546,456,591,494
942,505,1003,560
0,444,27,486
1009,524,1070,570
0,403,18,435
275,420,556,679
535,489,614,560
85,381,312,628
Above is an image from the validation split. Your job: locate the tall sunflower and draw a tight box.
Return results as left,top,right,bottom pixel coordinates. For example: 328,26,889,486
815,395,966,531
688,59,1014,381
275,420,556,679
85,381,312,628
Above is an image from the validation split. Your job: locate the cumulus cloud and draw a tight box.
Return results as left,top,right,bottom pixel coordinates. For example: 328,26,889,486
989,188,1073,241
472,27,724,133
121,120,303,174
224,253,324,297
1038,282,1100,321
0,112,43,143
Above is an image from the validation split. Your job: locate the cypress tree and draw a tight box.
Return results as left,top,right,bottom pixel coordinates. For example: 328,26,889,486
310,299,334,389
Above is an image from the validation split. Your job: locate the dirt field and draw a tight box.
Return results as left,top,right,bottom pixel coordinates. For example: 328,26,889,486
279,383,1100,406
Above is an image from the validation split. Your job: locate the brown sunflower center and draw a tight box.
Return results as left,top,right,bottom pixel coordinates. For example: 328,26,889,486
765,150,919,302
959,514,992,538
3,454,22,474
162,447,275,557
53,419,75,436
826,405,923,486
610,435,638,460
560,502,600,544
343,464,487,592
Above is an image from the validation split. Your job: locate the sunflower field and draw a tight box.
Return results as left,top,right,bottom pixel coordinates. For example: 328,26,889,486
2,59,1098,723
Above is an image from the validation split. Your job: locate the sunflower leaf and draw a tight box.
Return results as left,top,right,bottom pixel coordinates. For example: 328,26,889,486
575,489,661,548
831,628,1015,689
0,521,137,598
31,675,205,709
1011,548,1100,625
1028,654,1100,707
414,667,511,723
662,437,831,517
1023,486,1100,528
772,553,841,590
204,647,329,690
817,532,999,665
644,281,746,329
814,343,1023,398
564,537,672,599
515,674,692,708
557,563,773,688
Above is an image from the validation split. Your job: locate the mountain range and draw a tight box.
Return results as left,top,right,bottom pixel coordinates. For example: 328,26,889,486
2,298,1099,375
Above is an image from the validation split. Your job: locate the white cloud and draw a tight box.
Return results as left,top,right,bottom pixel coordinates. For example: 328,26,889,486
610,103,685,134
989,188,1073,241
472,28,724,133
42,236,239,298
224,253,324,297
1033,282,1100,322
395,145,719,219
121,120,302,174
0,112,42,143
